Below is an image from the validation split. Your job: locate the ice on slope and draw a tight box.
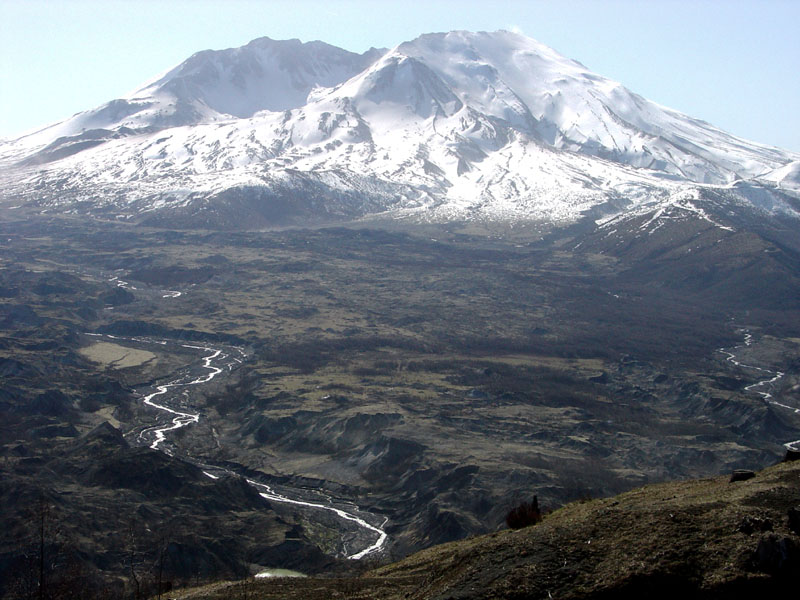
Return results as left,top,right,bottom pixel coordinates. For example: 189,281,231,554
758,161,800,192
1,31,798,227
391,31,792,183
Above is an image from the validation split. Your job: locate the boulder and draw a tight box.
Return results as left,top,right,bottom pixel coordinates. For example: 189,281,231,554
730,469,756,483
783,448,800,462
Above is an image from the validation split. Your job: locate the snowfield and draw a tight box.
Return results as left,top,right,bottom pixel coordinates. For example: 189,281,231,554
1,30,798,227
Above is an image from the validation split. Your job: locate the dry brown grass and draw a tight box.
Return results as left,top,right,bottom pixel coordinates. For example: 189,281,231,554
168,460,800,599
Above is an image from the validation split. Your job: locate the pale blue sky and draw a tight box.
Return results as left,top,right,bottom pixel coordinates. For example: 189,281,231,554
1,0,798,151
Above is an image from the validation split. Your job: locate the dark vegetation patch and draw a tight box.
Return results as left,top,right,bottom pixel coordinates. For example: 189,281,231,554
128,266,216,285
505,495,543,529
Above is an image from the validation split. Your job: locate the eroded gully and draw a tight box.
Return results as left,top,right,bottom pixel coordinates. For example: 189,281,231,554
86,331,388,559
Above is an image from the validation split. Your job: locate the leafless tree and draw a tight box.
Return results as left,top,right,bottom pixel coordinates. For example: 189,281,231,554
152,523,175,600
127,520,142,600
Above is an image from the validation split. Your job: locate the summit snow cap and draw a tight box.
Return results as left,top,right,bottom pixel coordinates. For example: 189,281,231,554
2,31,798,228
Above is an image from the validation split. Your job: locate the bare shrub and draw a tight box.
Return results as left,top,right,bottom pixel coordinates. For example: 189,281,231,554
505,495,543,530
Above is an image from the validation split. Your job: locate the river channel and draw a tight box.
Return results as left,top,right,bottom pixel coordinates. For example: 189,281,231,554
719,330,800,452
86,331,389,559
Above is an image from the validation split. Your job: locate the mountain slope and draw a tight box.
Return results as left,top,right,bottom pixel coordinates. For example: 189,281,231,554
167,459,800,599
1,31,798,230
1,37,383,164
392,31,791,183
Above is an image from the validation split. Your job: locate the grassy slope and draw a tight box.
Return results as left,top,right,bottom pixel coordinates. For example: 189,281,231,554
171,459,800,599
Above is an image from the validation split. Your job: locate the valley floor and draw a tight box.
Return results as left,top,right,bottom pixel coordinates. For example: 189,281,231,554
2,215,800,595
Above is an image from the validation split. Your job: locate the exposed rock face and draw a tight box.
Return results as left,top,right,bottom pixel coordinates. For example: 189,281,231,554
784,448,800,462
738,515,774,534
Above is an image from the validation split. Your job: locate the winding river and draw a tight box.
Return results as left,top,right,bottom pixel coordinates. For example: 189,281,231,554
87,331,388,559
719,330,800,452
247,479,388,559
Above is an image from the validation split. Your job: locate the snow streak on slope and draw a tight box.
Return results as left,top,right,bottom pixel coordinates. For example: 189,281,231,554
1,31,798,228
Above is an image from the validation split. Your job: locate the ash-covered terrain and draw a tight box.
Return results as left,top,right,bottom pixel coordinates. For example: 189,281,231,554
2,215,799,596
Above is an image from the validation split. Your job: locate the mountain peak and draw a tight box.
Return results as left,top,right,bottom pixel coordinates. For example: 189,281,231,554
1,30,798,230
133,36,383,118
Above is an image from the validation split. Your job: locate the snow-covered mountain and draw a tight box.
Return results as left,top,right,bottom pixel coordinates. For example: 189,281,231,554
1,30,798,229
0,37,382,163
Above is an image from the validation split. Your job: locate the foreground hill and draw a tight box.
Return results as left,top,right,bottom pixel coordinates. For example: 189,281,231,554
171,458,800,599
